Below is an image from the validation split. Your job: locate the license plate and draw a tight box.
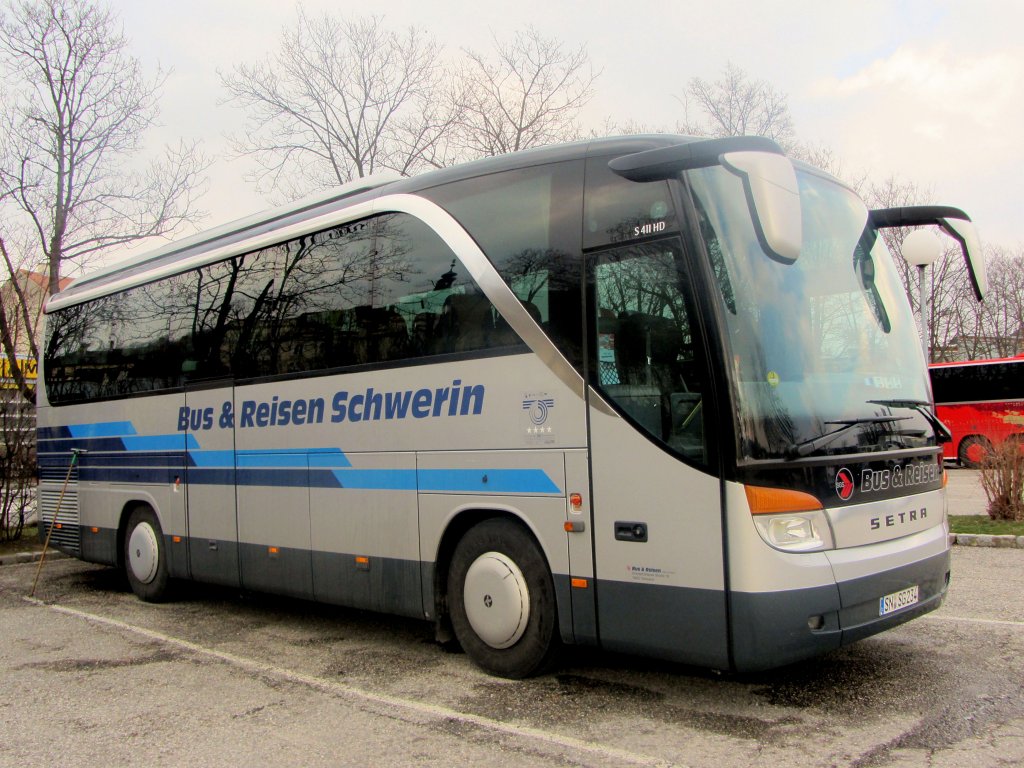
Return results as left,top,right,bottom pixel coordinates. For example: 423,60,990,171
879,585,919,616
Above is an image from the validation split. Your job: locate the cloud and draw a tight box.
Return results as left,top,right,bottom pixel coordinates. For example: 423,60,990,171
796,42,1024,246
825,45,1019,129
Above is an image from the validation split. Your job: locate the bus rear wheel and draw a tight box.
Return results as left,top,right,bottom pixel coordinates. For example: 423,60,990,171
123,507,170,602
958,435,991,469
447,518,559,678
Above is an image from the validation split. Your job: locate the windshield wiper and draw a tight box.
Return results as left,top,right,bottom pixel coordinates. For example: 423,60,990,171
790,416,911,458
868,399,952,444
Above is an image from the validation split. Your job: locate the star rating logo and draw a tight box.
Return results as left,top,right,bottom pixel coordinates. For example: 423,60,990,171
523,397,554,424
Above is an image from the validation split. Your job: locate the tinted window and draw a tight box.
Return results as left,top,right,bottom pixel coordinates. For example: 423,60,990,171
421,161,584,369
44,273,196,400
44,213,512,404
374,213,518,356
583,157,678,250
228,219,378,378
930,361,1024,404
590,239,710,466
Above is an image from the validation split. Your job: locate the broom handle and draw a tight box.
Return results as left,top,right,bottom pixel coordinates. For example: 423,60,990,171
29,450,80,598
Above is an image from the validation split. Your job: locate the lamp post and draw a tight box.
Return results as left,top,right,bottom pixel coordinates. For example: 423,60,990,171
902,229,942,361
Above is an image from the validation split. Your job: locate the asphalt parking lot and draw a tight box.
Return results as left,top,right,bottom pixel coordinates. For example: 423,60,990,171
2,540,1023,768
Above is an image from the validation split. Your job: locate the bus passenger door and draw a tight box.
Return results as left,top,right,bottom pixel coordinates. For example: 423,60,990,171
184,385,240,588
585,241,729,669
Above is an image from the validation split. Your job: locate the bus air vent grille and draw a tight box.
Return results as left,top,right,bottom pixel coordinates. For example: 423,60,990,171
38,466,81,554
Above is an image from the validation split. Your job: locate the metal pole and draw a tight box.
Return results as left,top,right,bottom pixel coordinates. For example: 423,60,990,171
918,264,929,361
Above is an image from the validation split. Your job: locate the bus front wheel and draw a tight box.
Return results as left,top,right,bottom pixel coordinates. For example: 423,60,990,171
447,519,559,678
123,506,170,602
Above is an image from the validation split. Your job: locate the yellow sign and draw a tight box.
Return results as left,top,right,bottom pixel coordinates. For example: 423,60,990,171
0,356,37,388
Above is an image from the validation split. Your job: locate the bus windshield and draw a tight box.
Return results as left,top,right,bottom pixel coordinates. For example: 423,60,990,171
687,165,934,461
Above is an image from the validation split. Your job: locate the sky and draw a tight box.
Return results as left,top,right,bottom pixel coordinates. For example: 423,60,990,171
104,0,1024,262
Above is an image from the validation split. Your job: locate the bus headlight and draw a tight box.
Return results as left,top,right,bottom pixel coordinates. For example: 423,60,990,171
752,511,834,552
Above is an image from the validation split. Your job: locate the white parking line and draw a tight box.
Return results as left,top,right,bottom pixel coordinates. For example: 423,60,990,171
23,596,679,768
925,614,1024,628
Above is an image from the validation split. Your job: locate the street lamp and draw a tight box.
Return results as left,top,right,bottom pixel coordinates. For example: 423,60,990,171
902,229,942,360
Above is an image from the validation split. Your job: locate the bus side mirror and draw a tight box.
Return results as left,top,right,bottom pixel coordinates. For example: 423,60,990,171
720,151,801,265
608,136,802,264
938,217,986,302
868,206,986,302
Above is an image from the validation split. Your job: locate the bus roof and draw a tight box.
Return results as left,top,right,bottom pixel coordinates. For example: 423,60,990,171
47,135,700,311
52,133,828,311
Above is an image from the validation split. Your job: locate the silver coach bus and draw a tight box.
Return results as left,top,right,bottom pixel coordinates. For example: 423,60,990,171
37,135,985,678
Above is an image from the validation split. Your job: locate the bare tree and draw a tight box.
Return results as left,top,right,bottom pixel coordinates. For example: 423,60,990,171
0,0,208,402
678,62,796,150
790,141,868,192
0,0,208,291
221,10,459,198
454,27,597,157
963,248,1024,359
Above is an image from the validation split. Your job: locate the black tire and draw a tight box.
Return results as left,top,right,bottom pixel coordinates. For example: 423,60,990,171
123,507,170,602
958,435,991,469
447,518,560,678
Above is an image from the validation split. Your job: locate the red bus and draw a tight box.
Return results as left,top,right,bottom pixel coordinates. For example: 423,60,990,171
929,356,1024,467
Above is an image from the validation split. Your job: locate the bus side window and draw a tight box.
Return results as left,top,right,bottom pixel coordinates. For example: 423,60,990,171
374,213,517,358
591,240,709,465
43,210,526,403
420,160,585,369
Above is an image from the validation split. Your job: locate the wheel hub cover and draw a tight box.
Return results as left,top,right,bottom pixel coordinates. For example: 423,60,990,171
463,551,530,649
127,522,159,584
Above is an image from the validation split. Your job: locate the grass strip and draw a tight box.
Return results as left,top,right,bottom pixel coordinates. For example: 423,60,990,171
949,515,1024,536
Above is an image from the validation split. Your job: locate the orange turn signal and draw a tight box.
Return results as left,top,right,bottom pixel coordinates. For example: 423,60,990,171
571,578,588,589
744,484,823,515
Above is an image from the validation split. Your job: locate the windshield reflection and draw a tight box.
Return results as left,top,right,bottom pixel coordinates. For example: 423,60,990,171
687,165,934,461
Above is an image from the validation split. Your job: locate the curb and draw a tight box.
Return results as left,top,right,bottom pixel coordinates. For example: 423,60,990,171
0,550,69,566
949,534,1024,549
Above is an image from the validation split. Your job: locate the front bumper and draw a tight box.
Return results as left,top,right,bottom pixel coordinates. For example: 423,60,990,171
729,547,949,672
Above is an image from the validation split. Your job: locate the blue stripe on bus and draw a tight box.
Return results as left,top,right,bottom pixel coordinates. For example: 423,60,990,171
38,420,197,455
331,469,418,490
307,450,352,468
122,434,200,452
187,450,236,467
43,453,187,469
38,437,141,454
237,449,352,469
187,448,352,469
234,468,312,487
237,453,311,468
78,467,188,484
68,421,138,438
417,468,562,494
39,422,559,494
71,463,560,495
